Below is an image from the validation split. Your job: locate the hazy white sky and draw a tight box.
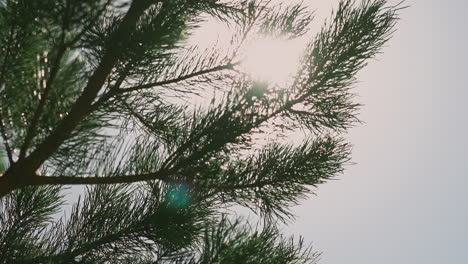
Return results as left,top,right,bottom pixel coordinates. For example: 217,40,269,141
278,0,468,263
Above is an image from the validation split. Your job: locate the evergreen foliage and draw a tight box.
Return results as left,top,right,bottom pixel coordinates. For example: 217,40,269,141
0,0,401,263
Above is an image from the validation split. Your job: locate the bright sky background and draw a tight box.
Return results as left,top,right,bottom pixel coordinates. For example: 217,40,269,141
274,0,468,263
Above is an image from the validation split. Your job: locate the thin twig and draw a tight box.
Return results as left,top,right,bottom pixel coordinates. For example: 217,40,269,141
32,170,174,186
68,0,112,47
19,8,75,160
118,63,237,94
91,63,237,111
0,112,13,163
18,45,67,160
0,27,16,164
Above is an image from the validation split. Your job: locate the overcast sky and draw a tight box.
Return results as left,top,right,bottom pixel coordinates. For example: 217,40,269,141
282,0,468,263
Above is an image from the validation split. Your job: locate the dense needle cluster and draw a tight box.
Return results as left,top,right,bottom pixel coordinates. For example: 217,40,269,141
0,0,401,263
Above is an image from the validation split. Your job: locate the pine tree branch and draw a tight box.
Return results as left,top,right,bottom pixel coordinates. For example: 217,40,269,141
25,226,136,264
16,0,153,174
161,0,400,185
119,98,156,132
18,0,113,162
0,176,16,198
230,0,270,59
159,73,342,173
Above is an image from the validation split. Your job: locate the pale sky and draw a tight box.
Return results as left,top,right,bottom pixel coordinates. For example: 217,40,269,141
281,0,468,263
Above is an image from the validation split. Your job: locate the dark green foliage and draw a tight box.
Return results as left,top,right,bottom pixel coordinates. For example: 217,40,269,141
189,217,321,264
35,184,214,263
0,186,63,261
0,0,401,263
199,137,351,222
284,0,400,132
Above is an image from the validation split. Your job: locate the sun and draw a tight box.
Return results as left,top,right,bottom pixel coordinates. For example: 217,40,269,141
240,37,303,85
187,18,304,86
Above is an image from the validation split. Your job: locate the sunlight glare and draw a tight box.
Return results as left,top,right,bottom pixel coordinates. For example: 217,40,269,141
241,38,303,85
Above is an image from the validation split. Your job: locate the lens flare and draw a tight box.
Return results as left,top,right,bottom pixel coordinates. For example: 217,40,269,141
167,184,190,208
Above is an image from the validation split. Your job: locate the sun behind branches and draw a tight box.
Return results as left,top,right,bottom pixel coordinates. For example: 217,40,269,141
241,37,303,85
